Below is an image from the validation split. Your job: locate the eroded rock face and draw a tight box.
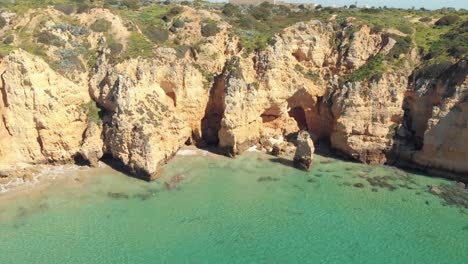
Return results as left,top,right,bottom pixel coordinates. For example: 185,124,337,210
393,60,468,179
0,50,89,164
218,58,262,156
0,10,466,182
89,53,208,180
294,131,315,170
80,122,104,167
330,73,408,164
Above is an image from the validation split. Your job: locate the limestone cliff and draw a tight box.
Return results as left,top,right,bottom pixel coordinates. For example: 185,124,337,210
0,5,466,182
330,73,408,164
393,60,468,178
0,50,90,164
89,48,209,180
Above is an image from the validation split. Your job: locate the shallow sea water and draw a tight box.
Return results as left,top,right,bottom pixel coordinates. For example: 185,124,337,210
0,152,467,263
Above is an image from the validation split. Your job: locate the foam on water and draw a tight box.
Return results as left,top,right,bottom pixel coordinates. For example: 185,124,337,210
246,145,261,152
0,152,466,263
176,149,211,156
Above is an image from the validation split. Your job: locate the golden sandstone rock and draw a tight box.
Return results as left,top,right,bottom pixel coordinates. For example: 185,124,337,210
0,7,466,182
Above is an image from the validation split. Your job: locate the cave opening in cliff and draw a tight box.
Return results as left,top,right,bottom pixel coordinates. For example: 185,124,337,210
288,107,308,131
201,75,225,146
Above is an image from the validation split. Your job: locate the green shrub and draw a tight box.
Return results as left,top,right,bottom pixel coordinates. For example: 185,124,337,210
54,24,89,36
435,15,460,26
106,35,123,56
122,0,140,10
397,24,413,35
143,25,169,43
237,15,257,30
77,3,91,14
443,21,468,39
295,64,320,82
361,8,382,14
222,3,239,17
448,46,466,58
201,22,220,37
345,55,385,82
170,18,185,33
54,4,76,15
123,33,153,58
167,6,184,16
0,44,14,57
371,25,383,33
387,34,412,59
250,2,273,21
81,101,102,124
419,17,432,23
193,63,214,89
90,19,112,32
0,16,6,29
37,31,65,47
174,45,190,58
172,18,185,29
103,0,119,8
54,49,85,73
3,35,14,45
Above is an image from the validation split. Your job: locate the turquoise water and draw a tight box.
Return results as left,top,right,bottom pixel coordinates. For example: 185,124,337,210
0,152,467,263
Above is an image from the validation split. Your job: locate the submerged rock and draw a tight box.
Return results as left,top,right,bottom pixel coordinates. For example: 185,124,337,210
429,185,442,195
107,192,129,199
429,183,468,209
165,174,186,190
293,131,315,171
257,176,279,182
366,176,397,191
353,183,365,188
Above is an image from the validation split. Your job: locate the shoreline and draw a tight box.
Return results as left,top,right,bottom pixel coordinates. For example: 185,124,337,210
0,163,120,204
0,145,221,199
0,145,465,201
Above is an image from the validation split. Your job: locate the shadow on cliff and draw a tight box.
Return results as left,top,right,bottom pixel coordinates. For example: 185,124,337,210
387,59,468,183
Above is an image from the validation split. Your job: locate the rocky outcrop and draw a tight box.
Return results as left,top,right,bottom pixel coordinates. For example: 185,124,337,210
393,59,468,180
79,122,104,167
330,73,408,164
293,131,315,170
89,48,209,180
0,50,89,164
0,7,466,182
218,58,262,156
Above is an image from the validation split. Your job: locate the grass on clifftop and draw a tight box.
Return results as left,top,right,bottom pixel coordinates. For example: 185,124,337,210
0,0,466,81
122,32,154,59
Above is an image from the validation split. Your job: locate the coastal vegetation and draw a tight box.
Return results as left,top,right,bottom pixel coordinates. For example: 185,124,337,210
0,2,467,243
81,100,102,124
0,0,465,82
